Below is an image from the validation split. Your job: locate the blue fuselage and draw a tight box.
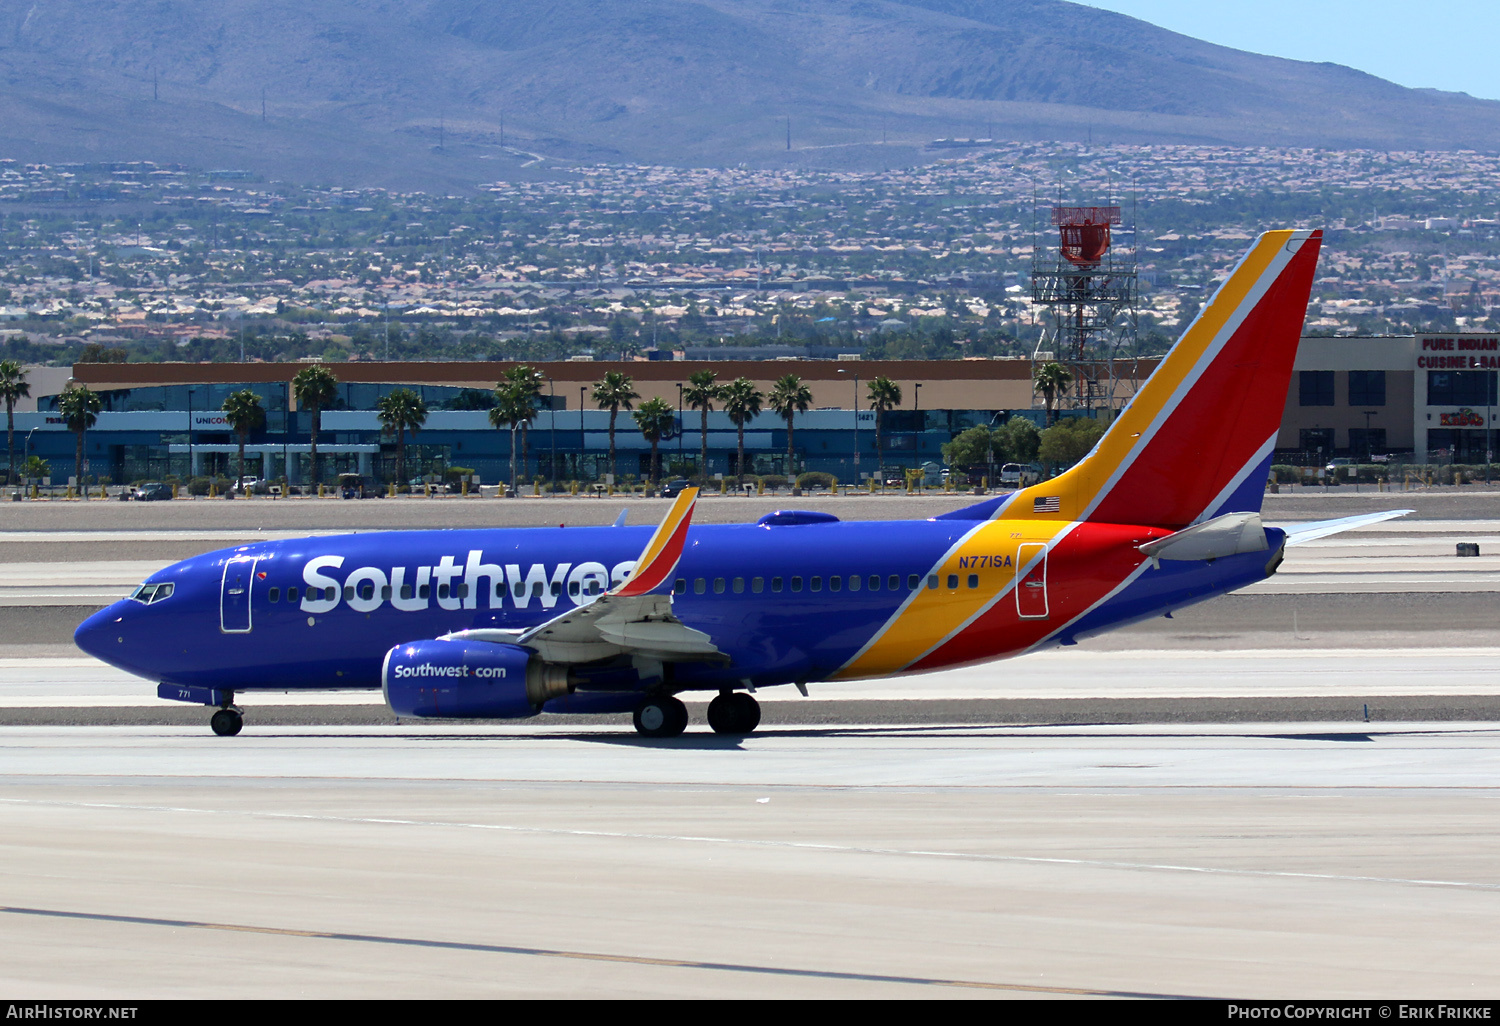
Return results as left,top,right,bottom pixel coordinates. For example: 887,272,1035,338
75,518,1283,696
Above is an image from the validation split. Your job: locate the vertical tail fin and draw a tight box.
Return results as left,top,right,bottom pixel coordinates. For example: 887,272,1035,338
1006,228,1321,529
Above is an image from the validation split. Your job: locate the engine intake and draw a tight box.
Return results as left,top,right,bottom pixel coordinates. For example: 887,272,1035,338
382,638,571,719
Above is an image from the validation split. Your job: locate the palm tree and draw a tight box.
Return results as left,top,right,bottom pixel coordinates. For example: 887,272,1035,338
502,364,544,479
866,376,902,489
632,397,676,488
721,377,763,487
0,360,29,483
768,373,813,478
292,364,339,490
221,389,266,493
682,369,722,484
376,388,428,488
57,386,102,498
490,380,533,493
591,371,638,482
1034,362,1074,427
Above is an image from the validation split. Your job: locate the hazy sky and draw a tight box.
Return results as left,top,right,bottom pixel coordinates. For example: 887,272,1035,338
1080,1,1497,101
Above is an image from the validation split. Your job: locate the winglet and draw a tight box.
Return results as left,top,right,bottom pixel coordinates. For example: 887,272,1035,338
1281,509,1412,546
612,487,698,596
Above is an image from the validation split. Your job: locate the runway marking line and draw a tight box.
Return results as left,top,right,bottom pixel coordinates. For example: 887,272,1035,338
5,796,1500,894
0,904,1196,998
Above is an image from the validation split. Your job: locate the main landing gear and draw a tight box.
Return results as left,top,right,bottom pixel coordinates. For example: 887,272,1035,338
633,695,689,738
631,690,762,739
707,691,761,736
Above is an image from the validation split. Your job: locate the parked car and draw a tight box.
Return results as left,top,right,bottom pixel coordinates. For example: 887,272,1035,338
133,482,173,501
338,473,383,499
998,463,1039,488
660,478,693,498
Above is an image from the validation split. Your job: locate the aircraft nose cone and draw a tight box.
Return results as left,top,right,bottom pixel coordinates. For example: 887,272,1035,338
74,603,129,665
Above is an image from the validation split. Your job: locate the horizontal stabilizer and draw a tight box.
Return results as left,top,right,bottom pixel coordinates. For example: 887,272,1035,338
1280,510,1413,546
1138,511,1269,564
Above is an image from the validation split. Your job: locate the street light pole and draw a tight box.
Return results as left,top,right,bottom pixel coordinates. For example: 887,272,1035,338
579,386,587,481
913,382,923,475
548,376,556,485
838,368,861,479
676,382,684,477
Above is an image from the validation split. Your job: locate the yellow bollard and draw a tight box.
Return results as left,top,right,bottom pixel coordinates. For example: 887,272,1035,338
570,480,578,496
462,479,469,497
66,485,74,500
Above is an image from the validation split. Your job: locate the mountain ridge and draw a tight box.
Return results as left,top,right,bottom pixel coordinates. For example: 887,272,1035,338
0,0,1492,188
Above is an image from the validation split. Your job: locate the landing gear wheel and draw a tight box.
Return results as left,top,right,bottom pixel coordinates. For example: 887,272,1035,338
708,691,761,734
210,708,243,737
731,692,761,733
633,696,688,738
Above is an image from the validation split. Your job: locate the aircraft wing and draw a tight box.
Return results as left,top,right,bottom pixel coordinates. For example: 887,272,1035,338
444,487,722,664
1278,509,1413,546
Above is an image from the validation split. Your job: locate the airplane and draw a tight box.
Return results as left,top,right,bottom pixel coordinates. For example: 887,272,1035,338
75,228,1408,738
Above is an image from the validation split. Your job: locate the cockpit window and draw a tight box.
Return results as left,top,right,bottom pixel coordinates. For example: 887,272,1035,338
129,582,175,605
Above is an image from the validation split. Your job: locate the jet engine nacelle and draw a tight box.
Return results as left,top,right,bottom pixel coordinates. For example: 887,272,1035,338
382,638,571,718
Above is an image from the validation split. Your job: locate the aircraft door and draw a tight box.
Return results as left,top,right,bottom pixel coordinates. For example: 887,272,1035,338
220,557,258,633
1016,543,1049,620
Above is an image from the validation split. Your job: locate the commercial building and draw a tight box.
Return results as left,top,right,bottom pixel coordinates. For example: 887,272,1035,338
14,358,1151,486
11,334,1491,487
1280,333,1500,463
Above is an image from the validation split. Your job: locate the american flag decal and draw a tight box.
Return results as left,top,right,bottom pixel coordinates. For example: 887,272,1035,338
1033,496,1061,513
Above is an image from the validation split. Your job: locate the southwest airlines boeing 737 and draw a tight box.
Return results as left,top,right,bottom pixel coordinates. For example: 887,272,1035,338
75,229,1407,738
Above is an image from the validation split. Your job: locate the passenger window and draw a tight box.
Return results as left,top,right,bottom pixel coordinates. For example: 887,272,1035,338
946,574,958,590
771,577,783,593
968,574,979,589
869,575,881,591
733,577,745,593
888,574,900,590
384,586,394,600
694,578,706,595
848,575,859,592
791,576,803,592
713,578,725,594
419,584,430,599
828,576,840,592
267,587,280,603
811,577,822,592
752,577,764,593
359,582,375,600
514,582,526,598
925,575,937,590
533,583,544,597
457,583,469,599
551,582,562,596
343,586,355,601
401,585,413,600
569,581,581,596
674,579,686,594
913,575,925,590
437,583,449,599
587,580,601,595
287,587,298,603
492,583,502,601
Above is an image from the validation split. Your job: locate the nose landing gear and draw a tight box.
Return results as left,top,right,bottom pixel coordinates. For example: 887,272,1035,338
210,691,243,737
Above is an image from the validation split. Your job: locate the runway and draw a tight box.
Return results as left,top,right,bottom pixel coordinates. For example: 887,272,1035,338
2,723,1499,997
3,495,1499,997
